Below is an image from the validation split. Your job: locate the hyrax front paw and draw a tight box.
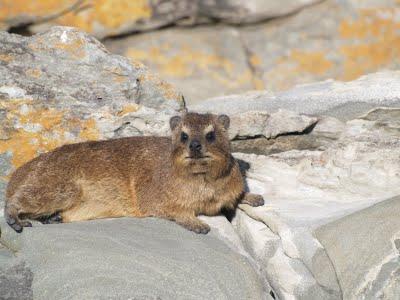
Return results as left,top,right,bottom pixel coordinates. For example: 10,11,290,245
242,193,264,207
178,218,210,234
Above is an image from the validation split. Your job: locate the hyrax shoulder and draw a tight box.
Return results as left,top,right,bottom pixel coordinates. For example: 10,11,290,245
5,112,264,234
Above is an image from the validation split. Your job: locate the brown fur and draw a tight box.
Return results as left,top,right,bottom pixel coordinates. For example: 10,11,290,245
4,112,264,233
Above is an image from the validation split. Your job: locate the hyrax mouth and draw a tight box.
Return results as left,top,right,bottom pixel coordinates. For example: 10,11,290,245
185,155,211,160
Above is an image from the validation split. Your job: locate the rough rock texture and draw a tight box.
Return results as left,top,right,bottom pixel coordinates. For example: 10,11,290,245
228,106,400,299
191,71,400,120
0,0,319,38
0,217,267,300
105,0,400,104
315,196,400,299
0,27,184,210
190,72,400,299
0,252,33,300
229,109,318,140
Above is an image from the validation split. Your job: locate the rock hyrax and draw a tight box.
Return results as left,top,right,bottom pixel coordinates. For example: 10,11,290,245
5,112,264,233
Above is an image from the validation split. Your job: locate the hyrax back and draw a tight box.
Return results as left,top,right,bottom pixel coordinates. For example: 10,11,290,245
5,112,264,233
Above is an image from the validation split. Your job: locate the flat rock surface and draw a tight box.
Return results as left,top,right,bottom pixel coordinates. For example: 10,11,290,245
191,71,400,120
0,217,266,300
315,196,400,299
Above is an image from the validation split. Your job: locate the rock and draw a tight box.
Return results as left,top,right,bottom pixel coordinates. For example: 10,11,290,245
232,135,324,156
239,0,400,93
0,217,267,299
310,116,345,140
230,106,400,299
314,196,400,300
197,0,319,24
265,109,317,139
0,27,184,211
0,258,33,300
232,209,340,300
191,70,400,120
228,110,317,140
1,0,319,38
104,0,400,103
105,25,255,103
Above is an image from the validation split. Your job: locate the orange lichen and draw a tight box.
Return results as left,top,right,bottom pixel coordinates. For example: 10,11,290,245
288,50,333,75
0,100,100,168
117,104,140,116
92,0,151,29
79,118,100,141
253,77,264,90
54,38,86,58
55,0,152,33
0,54,13,62
249,54,262,67
127,45,255,91
0,0,76,19
127,45,234,78
138,72,182,102
0,104,67,167
339,8,400,80
25,69,42,78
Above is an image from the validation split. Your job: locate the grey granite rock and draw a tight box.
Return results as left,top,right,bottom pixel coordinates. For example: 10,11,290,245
1,0,319,38
314,196,400,300
103,0,400,103
0,257,33,300
231,106,400,299
0,217,266,300
228,110,317,140
190,71,400,121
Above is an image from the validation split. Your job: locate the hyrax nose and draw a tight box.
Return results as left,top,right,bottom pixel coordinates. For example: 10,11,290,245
190,140,202,152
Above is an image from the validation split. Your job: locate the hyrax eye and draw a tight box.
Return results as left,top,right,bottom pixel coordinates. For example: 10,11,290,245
181,132,189,143
206,131,216,142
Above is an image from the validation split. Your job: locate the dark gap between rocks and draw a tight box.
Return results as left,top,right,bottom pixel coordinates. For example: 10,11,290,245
8,24,33,36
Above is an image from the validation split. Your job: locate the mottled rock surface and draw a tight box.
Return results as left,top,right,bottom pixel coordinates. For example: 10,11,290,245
105,0,400,103
0,256,33,300
230,106,400,299
191,71,400,120
315,196,400,299
0,0,319,38
0,217,267,300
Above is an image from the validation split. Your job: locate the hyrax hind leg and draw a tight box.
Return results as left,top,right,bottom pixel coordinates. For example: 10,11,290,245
5,181,82,233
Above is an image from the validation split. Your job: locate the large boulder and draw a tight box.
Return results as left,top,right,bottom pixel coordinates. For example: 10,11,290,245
0,26,184,210
191,71,400,120
315,196,400,299
228,105,400,299
0,217,267,299
0,0,319,38
105,0,400,104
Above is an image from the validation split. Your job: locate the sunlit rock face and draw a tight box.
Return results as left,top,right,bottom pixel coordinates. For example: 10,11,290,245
0,0,319,38
104,0,400,104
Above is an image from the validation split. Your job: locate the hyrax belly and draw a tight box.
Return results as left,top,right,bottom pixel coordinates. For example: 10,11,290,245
5,164,141,232
61,177,142,222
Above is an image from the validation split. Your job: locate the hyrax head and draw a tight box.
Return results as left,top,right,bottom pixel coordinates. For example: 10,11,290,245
170,112,231,176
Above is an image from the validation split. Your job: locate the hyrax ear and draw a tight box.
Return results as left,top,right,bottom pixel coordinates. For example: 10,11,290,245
169,116,182,131
217,114,230,130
